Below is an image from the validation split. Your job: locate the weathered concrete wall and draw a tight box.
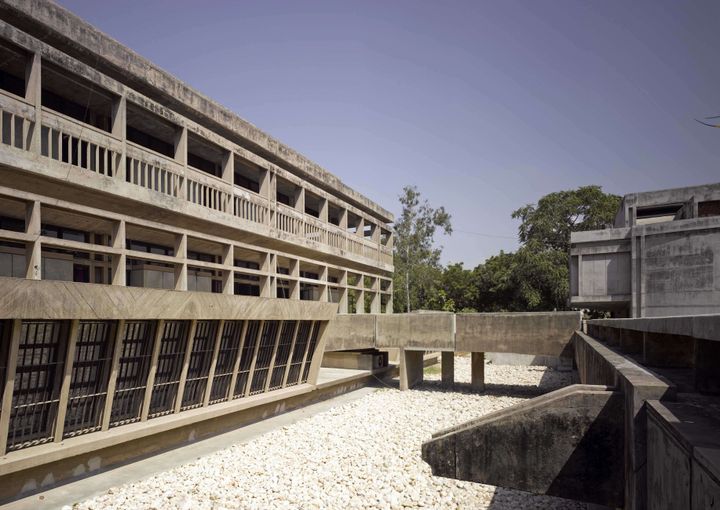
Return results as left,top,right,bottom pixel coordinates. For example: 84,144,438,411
376,312,454,351
641,225,720,317
422,385,624,508
455,312,580,357
323,312,579,358
646,399,720,510
323,314,376,351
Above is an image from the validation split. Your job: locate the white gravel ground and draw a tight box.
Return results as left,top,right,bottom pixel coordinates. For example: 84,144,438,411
75,357,584,510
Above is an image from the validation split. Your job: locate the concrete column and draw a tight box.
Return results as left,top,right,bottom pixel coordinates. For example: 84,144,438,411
55,319,80,442
386,281,394,314
289,259,300,300
260,253,274,298
174,127,188,198
174,233,187,291
399,348,424,391
320,266,329,303
112,95,127,182
102,319,126,430
25,200,41,280
471,352,485,392
338,270,349,313
222,151,234,184
356,216,365,237
441,352,454,385
111,219,126,286
295,187,305,213
26,52,41,153
339,208,348,230
221,244,233,295
0,319,22,456
319,197,328,223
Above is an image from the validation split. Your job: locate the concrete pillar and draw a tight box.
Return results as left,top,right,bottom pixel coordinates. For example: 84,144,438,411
174,233,187,291
25,200,41,280
26,52,41,153
111,219,126,286
399,348,424,391
471,352,485,392
289,258,300,300
221,244,233,295
441,352,454,385
338,270,348,313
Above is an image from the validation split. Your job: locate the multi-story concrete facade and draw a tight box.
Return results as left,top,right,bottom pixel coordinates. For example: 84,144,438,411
0,0,393,493
570,183,720,317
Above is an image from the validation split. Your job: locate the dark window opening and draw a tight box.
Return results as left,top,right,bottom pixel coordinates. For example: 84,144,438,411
699,200,720,218
234,157,263,193
0,215,24,232
636,204,682,219
0,39,28,97
41,62,115,133
187,133,224,178
126,103,177,158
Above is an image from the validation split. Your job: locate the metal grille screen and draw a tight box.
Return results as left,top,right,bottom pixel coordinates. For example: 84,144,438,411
148,321,188,419
7,321,66,452
286,321,312,387
249,321,280,395
181,321,217,410
233,320,260,398
208,320,244,404
269,321,296,391
110,321,155,427
63,321,115,438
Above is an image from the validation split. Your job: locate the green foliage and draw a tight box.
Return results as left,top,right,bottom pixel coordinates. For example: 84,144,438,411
512,185,620,252
393,184,619,313
393,186,452,312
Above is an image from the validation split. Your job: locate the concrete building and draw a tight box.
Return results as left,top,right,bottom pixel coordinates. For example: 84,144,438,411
570,182,720,317
0,0,393,496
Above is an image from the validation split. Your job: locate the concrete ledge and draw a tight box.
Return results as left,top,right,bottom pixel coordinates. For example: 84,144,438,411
0,277,338,321
324,314,377,351
589,314,720,343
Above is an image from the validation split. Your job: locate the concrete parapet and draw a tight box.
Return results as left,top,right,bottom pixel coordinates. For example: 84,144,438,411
324,314,376,351
422,384,624,508
376,312,455,351
574,330,677,510
455,311,580,357
646,399,720,510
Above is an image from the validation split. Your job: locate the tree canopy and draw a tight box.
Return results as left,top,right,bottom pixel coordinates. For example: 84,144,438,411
392,184,619,313
392,186,452,312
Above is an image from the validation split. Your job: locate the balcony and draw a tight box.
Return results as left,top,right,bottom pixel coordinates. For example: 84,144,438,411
0,90,392,271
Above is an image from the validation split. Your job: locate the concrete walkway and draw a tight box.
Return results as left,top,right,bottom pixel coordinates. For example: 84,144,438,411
2,386,380,510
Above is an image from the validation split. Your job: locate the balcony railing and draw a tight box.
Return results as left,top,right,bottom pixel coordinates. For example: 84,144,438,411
40,108,122,178
126,142,184,198
0,90,391,268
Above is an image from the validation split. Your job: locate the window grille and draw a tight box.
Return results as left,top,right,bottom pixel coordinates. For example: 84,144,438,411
285,321,312,387
180,321,217,410
268,321,296,390
0,321,8,422
148,321,188,419
7,321,67,452
302,322,321,383
249,321,280,395
208,321,244,404
109,321,155,427
63,321,115,438
233,320,260,398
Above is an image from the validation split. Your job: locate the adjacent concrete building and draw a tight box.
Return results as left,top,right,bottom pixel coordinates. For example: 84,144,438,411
0,0,393,496
570,182,720,317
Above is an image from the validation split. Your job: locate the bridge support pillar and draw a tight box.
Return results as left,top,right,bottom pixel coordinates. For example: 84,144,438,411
471,352,485,392
441,352,454,384
400,349,424,391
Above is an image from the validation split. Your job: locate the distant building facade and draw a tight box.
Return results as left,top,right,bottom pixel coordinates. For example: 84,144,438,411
570,183,720,317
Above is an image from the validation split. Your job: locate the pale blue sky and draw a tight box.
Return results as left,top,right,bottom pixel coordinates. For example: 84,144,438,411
59,0,720,266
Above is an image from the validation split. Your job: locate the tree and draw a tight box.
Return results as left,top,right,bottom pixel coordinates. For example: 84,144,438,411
512,185,620,252
393,186,452,312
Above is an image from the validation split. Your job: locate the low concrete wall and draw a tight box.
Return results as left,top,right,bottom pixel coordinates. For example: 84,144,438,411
456,311,580,357
323,314,376,351
324,311,580,357
376,313,455,351
646,400,720,510
422,384,624,508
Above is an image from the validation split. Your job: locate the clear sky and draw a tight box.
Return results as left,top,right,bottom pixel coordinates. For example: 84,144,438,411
58,0,720,267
